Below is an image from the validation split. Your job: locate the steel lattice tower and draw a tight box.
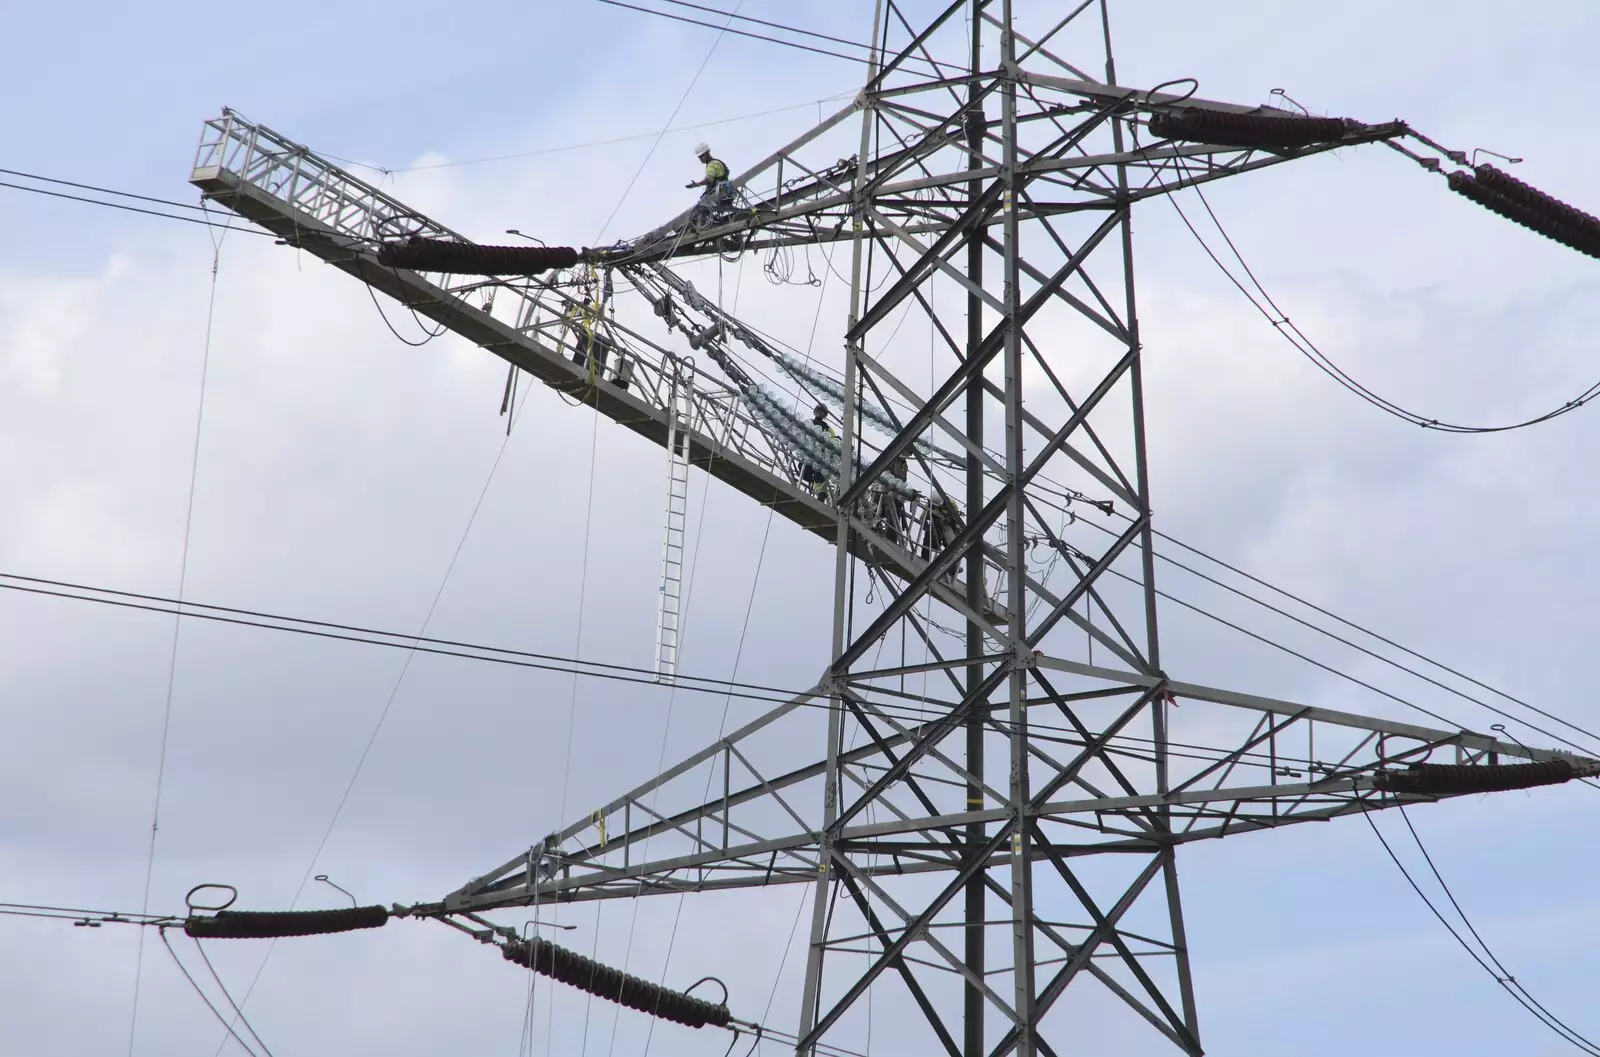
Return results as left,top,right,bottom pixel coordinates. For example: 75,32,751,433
188,2,1598,1054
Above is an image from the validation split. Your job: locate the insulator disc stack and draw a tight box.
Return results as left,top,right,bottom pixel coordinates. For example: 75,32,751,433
1373,759,1575,796
501,935,732,1029
375,237,582,274
1449,165,1600,259
184,905,391,939
1148,107,1349,149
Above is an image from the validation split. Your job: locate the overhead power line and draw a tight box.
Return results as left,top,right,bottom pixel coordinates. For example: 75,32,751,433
1146,524,1600,750
1394,806,1600,1052
0,566,1471,776
159,929,276,1057
0,901,176,926
654,0,876,56
0,167,211,212
1164,155,1600,434
1362,802,1600,1053
592,0,878,66
0,571,810,709
1066,512,1600,759
0,173,272,237
592,0,953,78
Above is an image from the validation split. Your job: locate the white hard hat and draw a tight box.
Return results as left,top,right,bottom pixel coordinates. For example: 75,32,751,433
693,142,711,156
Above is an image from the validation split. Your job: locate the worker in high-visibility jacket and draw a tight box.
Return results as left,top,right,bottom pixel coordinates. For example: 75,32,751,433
686,142,733,225
563,283,612,381
922,493,963,569
801,402,835,500
876,453,911,546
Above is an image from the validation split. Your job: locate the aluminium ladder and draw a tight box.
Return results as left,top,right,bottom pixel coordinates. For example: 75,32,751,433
654,361,694,682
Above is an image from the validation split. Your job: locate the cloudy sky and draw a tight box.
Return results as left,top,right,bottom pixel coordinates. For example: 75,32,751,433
4,2,1600,1056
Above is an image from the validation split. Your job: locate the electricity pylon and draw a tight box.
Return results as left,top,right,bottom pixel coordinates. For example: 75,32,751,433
190,2,1597,1054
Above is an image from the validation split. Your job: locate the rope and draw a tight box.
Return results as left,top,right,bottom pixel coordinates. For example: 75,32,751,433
609,393,721,1057
555,391,604,1057
212,378,539,1056
592,0,745,244
128,220,222,1057
635,418,772,1057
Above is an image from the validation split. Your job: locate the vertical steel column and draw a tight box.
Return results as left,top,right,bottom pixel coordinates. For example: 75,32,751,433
962,4,987,1057
798,4,885,1050
1100,1,1199,1048
999,5,1036,1056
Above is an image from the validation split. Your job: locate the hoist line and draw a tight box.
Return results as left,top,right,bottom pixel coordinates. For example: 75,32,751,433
592,0,738,244
546,264,620,1057
631,250,777,1057
604,251,755,1057
563,395,604,1057
128,218,223,1057
547,9,750,1052
207,391,543,1057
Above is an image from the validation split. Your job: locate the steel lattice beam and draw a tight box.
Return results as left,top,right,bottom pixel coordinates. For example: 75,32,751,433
188,3,1595,1055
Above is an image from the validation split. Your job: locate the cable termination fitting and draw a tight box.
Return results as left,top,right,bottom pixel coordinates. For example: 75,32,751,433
1372,758,1576,797
1448,165,1600,260
1148,107,1385,150
183,904,390,939
375,236,582,275
500,934,731,1029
